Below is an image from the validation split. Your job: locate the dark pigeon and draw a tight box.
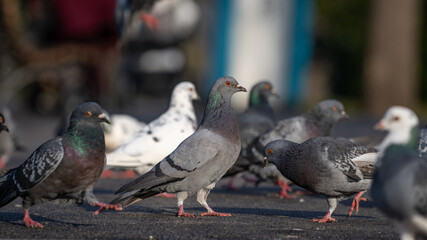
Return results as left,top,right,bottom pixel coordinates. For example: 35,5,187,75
264,137,377,222
371,124,427,239
224,81,277,188
249,99,349,198
0,107,24,169
0,102,122,228
0,113,9,133
108,76,247,217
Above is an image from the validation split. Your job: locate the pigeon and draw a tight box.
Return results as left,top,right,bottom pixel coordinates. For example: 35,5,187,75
263,137,377,222
248,99,348,198
418,127,427,158
102,114,146,152
371,126,427,239
0,107,23,169
224,81,277,189
105,81,199,176
0,102,122,228
107,76,246,217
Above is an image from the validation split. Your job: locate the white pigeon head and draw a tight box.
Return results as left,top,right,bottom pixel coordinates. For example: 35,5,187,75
170,81,200,104
375,106,419,151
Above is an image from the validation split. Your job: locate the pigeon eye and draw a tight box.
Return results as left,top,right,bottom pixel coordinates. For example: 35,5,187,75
189,87,194,92
268,149,273,154
226,81,231,86
0,116,3,123
392,116,400,121
332,106,338,112
86,111,92,117
264,84,271,91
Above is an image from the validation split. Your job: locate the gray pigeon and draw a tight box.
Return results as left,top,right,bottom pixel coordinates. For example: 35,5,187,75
108,76,247,217
224,81,277,188
0,102,122,228
249,99,348,198
264,137,377,222
371,127,427,240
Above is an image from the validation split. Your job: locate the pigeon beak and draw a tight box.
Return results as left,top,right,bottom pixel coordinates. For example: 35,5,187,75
1,124,8,133
270,89,280,98
262,157,268,168
341,111,349,119
234,84,247,92
374,120,385,130
98,113,111,124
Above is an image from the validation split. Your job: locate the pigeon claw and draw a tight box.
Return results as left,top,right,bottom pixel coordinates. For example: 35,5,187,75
201,212,232,217
176,212,195,217
348,191,367,217
23,210,44,228
313,211,336,223
93,202,123,215
156,193,176,198
276,180,296,199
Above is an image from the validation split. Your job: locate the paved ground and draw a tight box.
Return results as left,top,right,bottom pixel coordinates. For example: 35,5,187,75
0,106,399,239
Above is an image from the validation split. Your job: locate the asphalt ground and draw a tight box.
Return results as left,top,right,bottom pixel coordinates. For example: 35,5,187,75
0,107,399,239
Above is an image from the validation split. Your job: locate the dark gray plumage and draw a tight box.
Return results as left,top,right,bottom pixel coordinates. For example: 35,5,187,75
249,99,348,198
110,76,247,217
0,102,122,228
224,81,277,180
0,107,23,169
371,127,427,239
264,137,377,222
418,127,427,158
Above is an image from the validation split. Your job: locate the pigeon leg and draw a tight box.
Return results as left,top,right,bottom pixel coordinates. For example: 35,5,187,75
93,202,123,215
100,169,112,178
156,192,176,198
197,188,231,217
348,191,367,217
276,179,296,199
23,209,43,228
176,192,195,217
313,198,337,223
0,157,6,169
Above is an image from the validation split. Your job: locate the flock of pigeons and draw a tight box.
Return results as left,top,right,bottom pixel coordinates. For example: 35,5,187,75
0,76,425,240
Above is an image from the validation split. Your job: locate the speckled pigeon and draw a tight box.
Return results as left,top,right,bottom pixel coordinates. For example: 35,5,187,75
264,137,377,222
224,81,277,189
0,102,122,228
108,76,246,217
371,125,427,239
102,114,146,152
105,81,199,177
249,99,348,198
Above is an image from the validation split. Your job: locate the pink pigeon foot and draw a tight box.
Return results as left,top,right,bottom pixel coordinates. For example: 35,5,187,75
140,12,159,30
93,202,123,215
0,158,6,170
156,193,176,198
313,211,336,223
348,191,367,217
23,210,43,228
176,205,195,217
276,179,296,199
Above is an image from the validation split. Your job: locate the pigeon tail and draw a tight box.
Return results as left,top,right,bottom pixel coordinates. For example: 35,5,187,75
0,170,19,208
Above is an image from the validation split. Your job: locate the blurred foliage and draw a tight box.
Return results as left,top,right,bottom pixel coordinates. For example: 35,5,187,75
314,0,370,99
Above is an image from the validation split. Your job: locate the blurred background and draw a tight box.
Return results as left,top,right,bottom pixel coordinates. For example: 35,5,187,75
0,0,425,166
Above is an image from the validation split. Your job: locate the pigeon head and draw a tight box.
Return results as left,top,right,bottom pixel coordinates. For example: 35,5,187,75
69,102,111,127
171,81,200,104
263,139,297,167
375,106,419,150
311,99,348,124
0,113,9,133
249,81,278,107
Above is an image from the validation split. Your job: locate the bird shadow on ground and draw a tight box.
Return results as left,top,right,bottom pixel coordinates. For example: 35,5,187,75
0,211,94,228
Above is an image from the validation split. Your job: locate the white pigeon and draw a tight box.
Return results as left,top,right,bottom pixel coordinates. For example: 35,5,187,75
102,114,146,152
374,106,419,153
106,81,199,174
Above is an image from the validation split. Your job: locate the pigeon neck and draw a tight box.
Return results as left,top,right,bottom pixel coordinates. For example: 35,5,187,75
249,92,274,117
66,122,105,155
305,112,333,136
200,92,239,140
378,126,419,152
169,93,196,119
